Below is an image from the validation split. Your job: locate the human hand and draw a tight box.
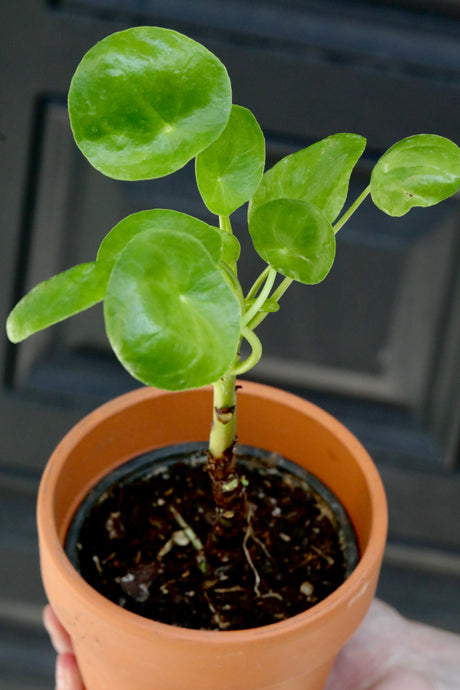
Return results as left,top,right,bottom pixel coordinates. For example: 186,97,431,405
325,598,460,689
43,605,84,690
44,598,460,690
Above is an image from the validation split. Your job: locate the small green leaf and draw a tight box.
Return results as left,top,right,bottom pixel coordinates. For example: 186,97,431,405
370,134,460,216
196,104,265,215
219,230,241,266
249,133,366,223
68,27,232,181
248,199,335,284
245,297,279,313
6,261,113,343
104,229,242,390
97,209,223,264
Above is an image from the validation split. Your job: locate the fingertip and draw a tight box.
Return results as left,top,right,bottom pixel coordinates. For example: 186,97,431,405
56,652,85,690
42,604,55,630
43,605,74,654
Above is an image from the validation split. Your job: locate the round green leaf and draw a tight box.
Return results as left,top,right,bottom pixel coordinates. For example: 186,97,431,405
248,199,335,284
249,133,366,223
104,229,242,390
6,261,113,343
68,27,232,181
219,230,241,266
195,104,265,215
370,134,460,216
97,209,223,264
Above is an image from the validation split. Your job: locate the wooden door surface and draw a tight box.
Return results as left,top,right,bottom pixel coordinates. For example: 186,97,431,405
1,1,459,686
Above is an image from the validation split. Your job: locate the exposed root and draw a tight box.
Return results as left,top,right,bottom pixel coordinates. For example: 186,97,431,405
311,543,335,567
261,590,283,601
213,585,245,594
203,590,232,630
242,504,282,601
243,525,262,597
247,504,275,565
169,504,209,574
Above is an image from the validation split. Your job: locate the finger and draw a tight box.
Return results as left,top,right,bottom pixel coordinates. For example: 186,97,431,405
324,599,406,690
56,652,85,690
369,668,433,690
43,605,74,655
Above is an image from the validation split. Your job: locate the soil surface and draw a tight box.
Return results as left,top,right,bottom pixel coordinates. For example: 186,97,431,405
71,449,355,631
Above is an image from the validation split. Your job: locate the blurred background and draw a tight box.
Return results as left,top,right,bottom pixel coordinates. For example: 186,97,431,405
1,1,460,687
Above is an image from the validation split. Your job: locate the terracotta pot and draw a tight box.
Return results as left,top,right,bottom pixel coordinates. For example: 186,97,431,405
37,381,387,690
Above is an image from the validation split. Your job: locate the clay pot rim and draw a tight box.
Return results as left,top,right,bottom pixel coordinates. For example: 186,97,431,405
38,380,387,643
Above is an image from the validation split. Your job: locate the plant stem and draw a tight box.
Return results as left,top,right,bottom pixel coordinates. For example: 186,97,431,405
246,265,271,301
219,215,232,234
232,327,262,376
332,185,371,234
243,267,277,326
209,374,238,461
220,260,245,312
207,374,248,546
248,276,294,330
270,275,293,304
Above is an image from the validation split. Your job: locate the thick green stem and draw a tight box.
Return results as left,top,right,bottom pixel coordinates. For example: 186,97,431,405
209,374,238,460
207,374,247,547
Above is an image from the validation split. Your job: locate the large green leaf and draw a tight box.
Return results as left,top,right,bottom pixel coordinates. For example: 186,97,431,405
97,209,223,264
6,261,113,343
370,134,460,216
68,27,232,181
249,133,366,223
248,199,336,284
195,104,265,215
104,229,242,390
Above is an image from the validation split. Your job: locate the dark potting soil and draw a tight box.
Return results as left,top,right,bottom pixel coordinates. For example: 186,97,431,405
70,448,357,631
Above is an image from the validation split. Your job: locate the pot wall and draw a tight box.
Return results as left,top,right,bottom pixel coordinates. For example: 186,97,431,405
37,381,387,690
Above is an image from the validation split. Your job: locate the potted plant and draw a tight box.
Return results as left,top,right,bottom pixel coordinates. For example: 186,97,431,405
6,26,460,690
